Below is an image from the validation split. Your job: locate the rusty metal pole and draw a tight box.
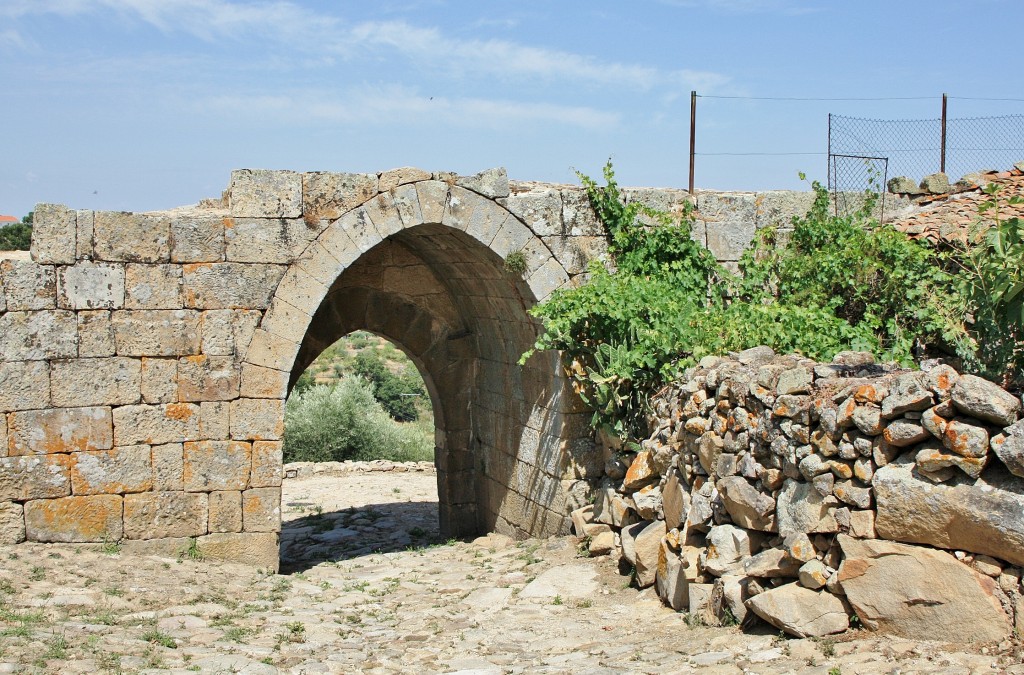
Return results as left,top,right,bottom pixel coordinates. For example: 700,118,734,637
689,90,696,195
941,93,948,173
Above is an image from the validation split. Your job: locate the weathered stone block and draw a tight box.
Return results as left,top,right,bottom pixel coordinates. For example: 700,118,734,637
0,360,50,412
170,216,225,263
302,171,378,221
228,395,282,444
93,212,171,263
270,267,328,318
50,357,140,407
152,443,184,490
250,441,282,488
1,260,55,310
527,257,569,302
125,264,183,309
240,329,299,373
182,263,285,310
225,218,320,264
71,445,153,494
77,310,115,357
0,455,72,500
0,418,6,458
57,261,125,309
199,309,260,357
182,440,251,491
560,189,603,236
229,169,302,218
379,167,431,192
24,494,122,542
199,401,229,440
261,297,311,344
7,407,112,455
745,583,849,638
239,363,288,399
113,403,200,446
0,310,78,360
177,355,240,402
76,209,94,260
208,490,242,533
415,180,449,224
112,309,201,356
141,358,178,404
242,487,280,532
506,188,564,237
0,501,25,544
123,490,208,539
196,531,279,571
31,204,77,265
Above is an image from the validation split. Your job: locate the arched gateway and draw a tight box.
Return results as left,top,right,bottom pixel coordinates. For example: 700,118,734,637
0,167,598,570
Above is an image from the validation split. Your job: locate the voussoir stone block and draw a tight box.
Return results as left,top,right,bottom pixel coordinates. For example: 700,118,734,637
113,403,200,446
177,355,240,402
229,169,302,218
112,309,201,356
239,363,289,399
7,407,113,455
123,490,208,539
1,259,56,310
0,360,50,412
70,445,153,494
50,357,141,407
302,171,379,222
183,440,251,491
0,310,78,360
93,212,171,263
242,487,281,532
230,398,284,441
0,455,72,501
31,204,77,265
57,261,125,310
24,494,123,542
415,180,449,224
182,263,285,310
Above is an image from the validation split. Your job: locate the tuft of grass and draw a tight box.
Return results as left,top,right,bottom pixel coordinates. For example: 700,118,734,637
141,629,177,649
178,538,205,562
504,249,528,275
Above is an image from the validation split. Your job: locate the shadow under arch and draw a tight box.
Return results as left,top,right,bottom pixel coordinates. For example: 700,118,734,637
250,181,593,543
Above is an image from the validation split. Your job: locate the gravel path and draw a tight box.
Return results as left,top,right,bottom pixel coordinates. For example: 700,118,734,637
0,467,1020,674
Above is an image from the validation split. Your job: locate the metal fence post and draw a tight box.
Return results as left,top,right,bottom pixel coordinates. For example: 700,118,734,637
941,93,948,174
689,90,696,195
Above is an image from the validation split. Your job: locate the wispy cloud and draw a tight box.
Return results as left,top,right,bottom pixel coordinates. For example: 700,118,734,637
656,0,820,14
195,85,621,130
4,0,730,94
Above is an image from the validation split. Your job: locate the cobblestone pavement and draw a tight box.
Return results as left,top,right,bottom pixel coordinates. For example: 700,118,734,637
0,466,1022,674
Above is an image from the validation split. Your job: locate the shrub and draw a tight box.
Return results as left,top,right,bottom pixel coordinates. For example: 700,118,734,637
0,223,32,251
283,378,433,463
352,350,427,421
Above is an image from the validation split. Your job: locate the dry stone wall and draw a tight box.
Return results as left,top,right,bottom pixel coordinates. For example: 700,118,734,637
574,347,1024,642
0,166,876,570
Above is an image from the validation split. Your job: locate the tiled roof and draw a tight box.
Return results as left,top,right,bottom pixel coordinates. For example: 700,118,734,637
892,167,1024,245
0,215,18,223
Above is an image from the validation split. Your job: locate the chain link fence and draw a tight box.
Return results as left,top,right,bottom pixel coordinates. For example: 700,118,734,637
828,113,1024,215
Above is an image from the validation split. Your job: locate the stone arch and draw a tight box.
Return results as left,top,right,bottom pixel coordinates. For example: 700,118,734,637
243,178,584,540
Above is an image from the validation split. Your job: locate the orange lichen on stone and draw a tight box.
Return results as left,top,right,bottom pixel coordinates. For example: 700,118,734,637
165,403,196,422
23,494,123,542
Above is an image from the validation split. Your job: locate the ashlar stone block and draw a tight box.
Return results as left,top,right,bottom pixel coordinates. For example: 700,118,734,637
250,441,282,488
171,216,226,263
76,209,94,260
182,263,285,310
199,401,229,440
242,487,280,532
0,361,50,412
197,531,279,572
125,264,183,309
0,455,72,501
229,169,302,219
1,260,56,310
123,490,208,539
31,204,77,265
113,403,200,446
505,188,564,237
230,398,284,441
177,355,240,402
208,490,243,533
112,309,201,356
239,363,288,399
93,212,171,263
0,502,25,544
70,445,153,494
302,171,379,222
379,167,431,192
77,310,115,357
183,440,251,491
225,218,321,264
152,442,184,490
200,309,261,357
7,407,113,455
50,357,140,407
141,358,178,404
57,261,125,309
0,310,78,360
24,494,123,542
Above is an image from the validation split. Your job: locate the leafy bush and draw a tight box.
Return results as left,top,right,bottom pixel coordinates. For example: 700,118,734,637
0,222,32,251
351,350,427,421
283,378,433,463
526,162,970,439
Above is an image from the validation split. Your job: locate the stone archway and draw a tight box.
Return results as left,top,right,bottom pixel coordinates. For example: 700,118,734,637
0,167,596,570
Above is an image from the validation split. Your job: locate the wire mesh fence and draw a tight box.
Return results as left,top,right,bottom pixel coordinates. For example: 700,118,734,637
828,154,888,220
827,113,1024,215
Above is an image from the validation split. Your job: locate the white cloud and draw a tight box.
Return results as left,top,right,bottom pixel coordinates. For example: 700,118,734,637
656,0,819,14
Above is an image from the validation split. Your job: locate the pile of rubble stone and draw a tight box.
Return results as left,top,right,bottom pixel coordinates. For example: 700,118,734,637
572,346,1024,641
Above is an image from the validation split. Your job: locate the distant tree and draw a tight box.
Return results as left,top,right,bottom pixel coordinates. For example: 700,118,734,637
0,213,32,250
352,351,425,421
292,370,315,396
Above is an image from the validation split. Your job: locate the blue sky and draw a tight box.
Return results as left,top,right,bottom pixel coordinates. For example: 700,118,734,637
2,0,1023,218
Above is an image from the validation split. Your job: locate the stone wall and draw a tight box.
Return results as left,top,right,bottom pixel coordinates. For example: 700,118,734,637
573,347,1024,641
